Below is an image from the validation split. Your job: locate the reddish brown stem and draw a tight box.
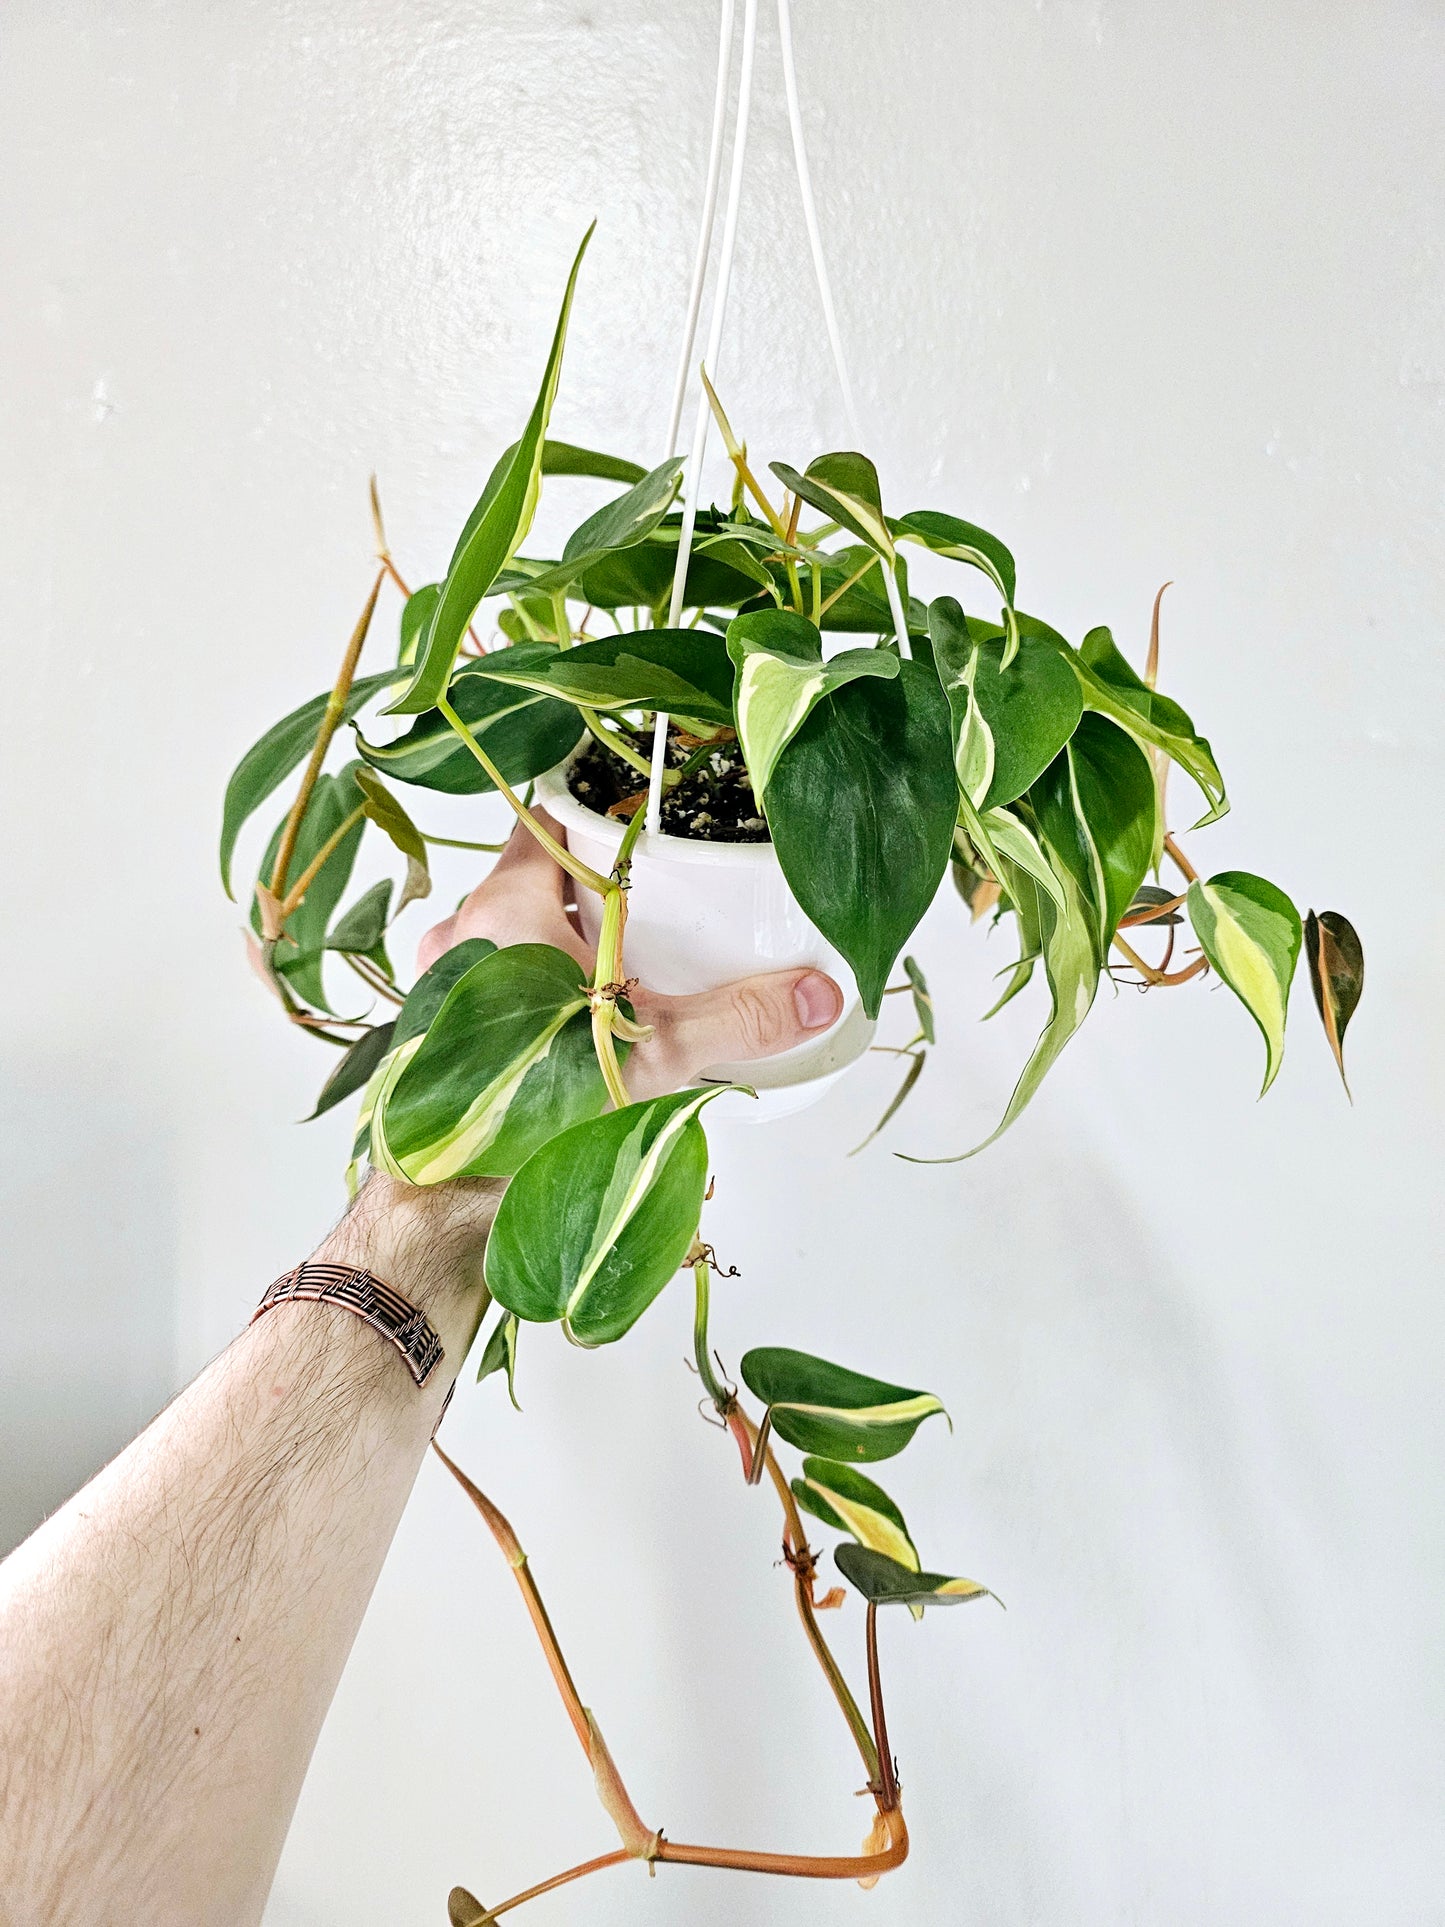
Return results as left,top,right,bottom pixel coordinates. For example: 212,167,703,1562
866,1602,899,1810
480,1848,630,1918
1163,832,1199,884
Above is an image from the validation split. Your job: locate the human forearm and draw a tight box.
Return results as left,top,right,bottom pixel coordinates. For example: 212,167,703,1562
0,1175,498,1927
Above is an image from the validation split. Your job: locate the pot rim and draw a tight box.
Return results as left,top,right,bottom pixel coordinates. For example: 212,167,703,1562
534,755,781,869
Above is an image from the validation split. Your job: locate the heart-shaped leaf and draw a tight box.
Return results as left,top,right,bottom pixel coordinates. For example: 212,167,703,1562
325,879,393,957
929,598,1081,811
771,452,895,560
834,1543,991,1610
388,227,593,716
739,1347,946,1463
767,660,956,1017
370,944,608,1184
1304,909,1364,1097
726,608,899,799
219,669,400,896
486,1087,730,1347
1187,871,1302,1094
357,648,583,795
793,1459,920,1571
899,515,1019,662
1030,714,1156,955
467,629,736,728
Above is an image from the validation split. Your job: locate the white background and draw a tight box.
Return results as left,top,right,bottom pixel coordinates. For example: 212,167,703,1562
3,3,1442,1922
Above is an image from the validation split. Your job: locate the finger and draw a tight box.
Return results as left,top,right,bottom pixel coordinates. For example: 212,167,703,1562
416,806,592,972
632,967,843,1098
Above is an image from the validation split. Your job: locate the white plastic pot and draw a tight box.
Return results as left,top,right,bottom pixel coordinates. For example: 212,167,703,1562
534,759,875,1120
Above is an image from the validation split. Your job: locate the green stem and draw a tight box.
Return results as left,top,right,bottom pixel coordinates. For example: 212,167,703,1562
579,706,655,781
436,694,610,895
550,589,573,648
421,832,508,852
691,1259,731,1411
588,801,648,1112
817,552,880,619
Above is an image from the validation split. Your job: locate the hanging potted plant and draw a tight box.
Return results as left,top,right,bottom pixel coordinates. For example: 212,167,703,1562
221,228,1364,1917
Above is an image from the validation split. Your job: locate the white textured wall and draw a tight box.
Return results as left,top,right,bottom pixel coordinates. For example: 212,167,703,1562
3,4,1442,1923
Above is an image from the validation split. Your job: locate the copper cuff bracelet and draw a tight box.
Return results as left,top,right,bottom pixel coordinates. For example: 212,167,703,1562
253,1262,446,1388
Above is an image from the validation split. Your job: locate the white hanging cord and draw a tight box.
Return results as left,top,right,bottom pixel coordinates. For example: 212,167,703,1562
777,0,860,444
663,0,736,459
646,0,760,834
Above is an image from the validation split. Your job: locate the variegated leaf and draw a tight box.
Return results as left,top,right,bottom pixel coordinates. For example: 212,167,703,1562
793,1459,920,1571
467,628,736,729
370,944,606,1184
494,458,684,596
726,608,898,799
929,598,1081,809
354,768,431,910
476,1311,521,1409
739,1347,946,1463
1030,714,1156,956
356,649,582,796
387,226,593,716
834,1543,992,1610
485,1086,732,1348
770,451,895,560
900,515,1019,663
1187,872,1302,1094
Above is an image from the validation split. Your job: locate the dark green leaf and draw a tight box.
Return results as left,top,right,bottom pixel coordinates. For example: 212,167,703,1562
326,879,393,955
834,1543,991,1610
727,608,898,798
394,938,497,1047
485,1086,729,1347
305,1019,398,1121
1030,714,1156,955
767,661,956,1016
1304,909,1364,1098
739,1347,946,1462
573,518,768,612
219,668,399,897
1187,871,1302,1094
896,509,1016,604
370,944,606,1183
356,647,583,795
468,628,736,728
1074,625,1227,825
929,598,1082,811
1126,883,1184,926
388,227,593,715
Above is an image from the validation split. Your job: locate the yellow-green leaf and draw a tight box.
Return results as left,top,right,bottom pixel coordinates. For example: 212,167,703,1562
1187,871,1302,1094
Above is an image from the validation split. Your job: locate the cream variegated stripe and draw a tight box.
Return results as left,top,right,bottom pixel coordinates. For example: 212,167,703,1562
1191,882,1288,1089
564,1090,719,1325
1065,743,1109,949
953,685,995,808
734,650,828,798
898,530,1019,662
360,690,546,774
359,1034,426,1184
392,998,588,1186
773,1392,943,1429
802,1479,917,1569
982,807,1067,914
933,1577,990,1600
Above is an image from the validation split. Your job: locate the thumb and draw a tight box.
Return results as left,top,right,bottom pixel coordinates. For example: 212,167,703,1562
631,968,844,1098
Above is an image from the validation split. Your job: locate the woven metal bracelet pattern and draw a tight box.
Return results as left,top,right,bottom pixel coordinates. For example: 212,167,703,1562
253,1262,445,1388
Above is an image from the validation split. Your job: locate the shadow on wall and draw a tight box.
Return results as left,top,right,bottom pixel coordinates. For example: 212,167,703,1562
0,1053,179,1554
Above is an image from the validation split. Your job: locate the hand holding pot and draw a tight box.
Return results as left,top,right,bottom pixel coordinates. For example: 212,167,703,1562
418,809,843,1101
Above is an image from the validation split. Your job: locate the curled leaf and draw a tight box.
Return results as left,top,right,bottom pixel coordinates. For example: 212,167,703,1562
739,1347,946,1463
1305,909,1364,1098
834,1542,993,1611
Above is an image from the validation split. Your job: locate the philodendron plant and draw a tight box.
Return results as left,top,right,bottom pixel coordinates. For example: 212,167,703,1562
222,231,1364,1917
